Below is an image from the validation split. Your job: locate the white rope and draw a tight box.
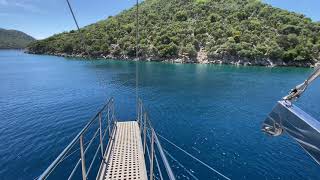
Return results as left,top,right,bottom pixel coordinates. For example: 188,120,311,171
163,149,199,180
157,133,231,180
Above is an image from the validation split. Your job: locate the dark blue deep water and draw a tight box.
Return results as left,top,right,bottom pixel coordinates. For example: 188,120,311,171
0,50,320,179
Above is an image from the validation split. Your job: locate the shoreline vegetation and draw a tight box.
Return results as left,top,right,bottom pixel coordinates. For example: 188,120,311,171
27,0,320,67
27,51,320,68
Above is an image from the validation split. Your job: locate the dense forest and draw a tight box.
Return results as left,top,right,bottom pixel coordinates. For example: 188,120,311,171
0,28,35,49
27,0,320,66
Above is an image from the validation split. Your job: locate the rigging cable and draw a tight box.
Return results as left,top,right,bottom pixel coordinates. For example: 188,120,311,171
135,0,140,117
65,0,89,56
66,0,80,30
156,133,231,180
284,65,320,102
163,149,199,180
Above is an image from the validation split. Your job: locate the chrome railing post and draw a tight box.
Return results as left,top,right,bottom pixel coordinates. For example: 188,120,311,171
150,129,155,180
137,100,140,122
107,107,111,137
154,133,176,180
99,112,104,157
140,100,143,122
143,112,147,154
79,135,87,180
112,101,115,121
139,101,143,131
107,105,110,123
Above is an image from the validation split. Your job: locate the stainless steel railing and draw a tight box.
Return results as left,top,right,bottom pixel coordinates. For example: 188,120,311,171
38,97,175,180
137,99,176,180
38,97,116,180
137,99,231,180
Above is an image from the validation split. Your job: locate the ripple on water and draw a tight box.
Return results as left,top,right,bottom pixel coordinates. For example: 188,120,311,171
0,51,319,179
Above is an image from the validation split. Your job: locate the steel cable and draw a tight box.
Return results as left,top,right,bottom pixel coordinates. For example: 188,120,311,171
163,149,199,180
284,65,320,101
157,133,231,180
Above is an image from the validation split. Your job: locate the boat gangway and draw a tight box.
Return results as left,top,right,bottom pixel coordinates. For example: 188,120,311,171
37,98,222,180
36,98,230,180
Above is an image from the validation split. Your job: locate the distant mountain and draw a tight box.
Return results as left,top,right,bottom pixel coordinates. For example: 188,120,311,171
27,0,320,66
0,28,35,49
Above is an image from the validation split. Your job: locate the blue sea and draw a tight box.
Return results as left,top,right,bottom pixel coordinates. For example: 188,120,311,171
0,50,319,179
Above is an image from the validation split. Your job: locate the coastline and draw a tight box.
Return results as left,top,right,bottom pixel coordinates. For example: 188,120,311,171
26,51,318,68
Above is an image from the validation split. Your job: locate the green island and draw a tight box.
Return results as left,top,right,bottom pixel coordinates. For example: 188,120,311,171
27,0,320,67
0,28,35,49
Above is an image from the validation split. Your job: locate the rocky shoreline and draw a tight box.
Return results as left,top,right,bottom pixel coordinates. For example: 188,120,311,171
26,51,318,68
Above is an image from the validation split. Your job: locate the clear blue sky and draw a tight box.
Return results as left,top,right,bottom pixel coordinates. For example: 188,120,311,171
0,0,319,39
264,0,320,21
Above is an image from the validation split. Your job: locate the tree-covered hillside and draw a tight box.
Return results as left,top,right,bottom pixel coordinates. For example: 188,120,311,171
0,28,35,49
27,0,320,66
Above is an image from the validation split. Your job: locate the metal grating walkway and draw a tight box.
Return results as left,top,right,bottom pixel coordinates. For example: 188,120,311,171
97,121,147,180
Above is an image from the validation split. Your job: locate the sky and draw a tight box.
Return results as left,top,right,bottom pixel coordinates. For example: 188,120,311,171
264,0,320,21
0,0,319,39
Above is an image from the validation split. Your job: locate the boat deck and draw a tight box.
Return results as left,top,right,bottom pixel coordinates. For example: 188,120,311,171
97,121,147,180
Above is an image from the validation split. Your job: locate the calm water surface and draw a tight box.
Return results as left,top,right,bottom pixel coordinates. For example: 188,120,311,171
0,50,319,179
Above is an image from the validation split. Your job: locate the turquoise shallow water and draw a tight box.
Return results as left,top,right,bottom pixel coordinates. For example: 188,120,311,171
0,50,320,179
